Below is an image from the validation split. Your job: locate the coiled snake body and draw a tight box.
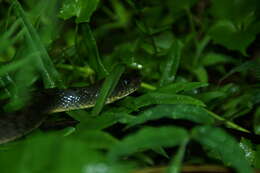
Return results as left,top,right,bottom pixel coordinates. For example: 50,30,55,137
0,75,141,144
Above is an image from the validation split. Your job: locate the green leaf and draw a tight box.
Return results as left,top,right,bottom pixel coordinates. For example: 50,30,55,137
82,162,133,173
157,82,208,94
0,56,32,76
239,138,255,165
210,0,258,24
198,91,226,103
0,132,104,173
255,145,260,169
76,112,122,130
154,32,174,50
126,104,215,128
202,109,250,133
254,107,260,135
202,52,237,66
72,130,118,149
209,20,256,55
166,0,198,14
59,0,99,23
91,64,125,116
13,0,62,88
132,93,206,110
220,60,260,82
159,40,183,86
79,23,108,77
107,126,188,162
166,139,188,173
192,66,208,82
3,63,37,111
0,19,24,62
75,107,133,131
192,126,253,173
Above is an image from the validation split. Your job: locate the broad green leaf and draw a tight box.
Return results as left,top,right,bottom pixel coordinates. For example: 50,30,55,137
239,138,255,165
126,104,215,128
159,40,183,86
59,0,99,23
0,132,104,173
209,20,256,55
76,112,123,130
107,126,188,162
132,93,206,110
210,0,258,24
192,126,253,173
72,130,118,149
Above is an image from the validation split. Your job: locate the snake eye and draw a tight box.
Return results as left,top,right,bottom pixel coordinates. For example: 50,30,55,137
123,79,129,85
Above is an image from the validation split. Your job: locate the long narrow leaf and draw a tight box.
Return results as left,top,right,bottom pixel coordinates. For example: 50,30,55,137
126,104,215,128
157,82,208,94
132,93,206,110
160,40,183,86
167,138,189,173
107,126,188,162
13,0,62,88
192,126,253,173
80,23,108,77
91,64,125,116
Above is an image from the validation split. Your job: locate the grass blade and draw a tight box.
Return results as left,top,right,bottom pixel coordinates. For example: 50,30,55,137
167,138,189,173
13,0,62,88
91,64,125,116
157,82,208,94
126,104,215,128
160,40,183,86
79,23,108,77
132,93,206,110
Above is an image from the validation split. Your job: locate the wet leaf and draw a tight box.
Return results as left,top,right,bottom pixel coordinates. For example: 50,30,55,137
192,126,253,173
108,126,188,162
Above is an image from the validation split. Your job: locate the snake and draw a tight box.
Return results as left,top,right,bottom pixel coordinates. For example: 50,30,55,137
0,74,141,145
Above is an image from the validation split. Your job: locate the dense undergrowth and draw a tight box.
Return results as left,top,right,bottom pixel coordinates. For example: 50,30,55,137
0,0,260,173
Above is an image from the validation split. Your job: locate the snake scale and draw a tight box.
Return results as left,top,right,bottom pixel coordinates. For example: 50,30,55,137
0,74,141,144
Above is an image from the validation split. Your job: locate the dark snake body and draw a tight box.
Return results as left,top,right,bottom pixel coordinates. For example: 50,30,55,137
0,75,141,144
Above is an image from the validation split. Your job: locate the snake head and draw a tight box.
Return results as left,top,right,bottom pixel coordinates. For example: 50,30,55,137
120,72,141,91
